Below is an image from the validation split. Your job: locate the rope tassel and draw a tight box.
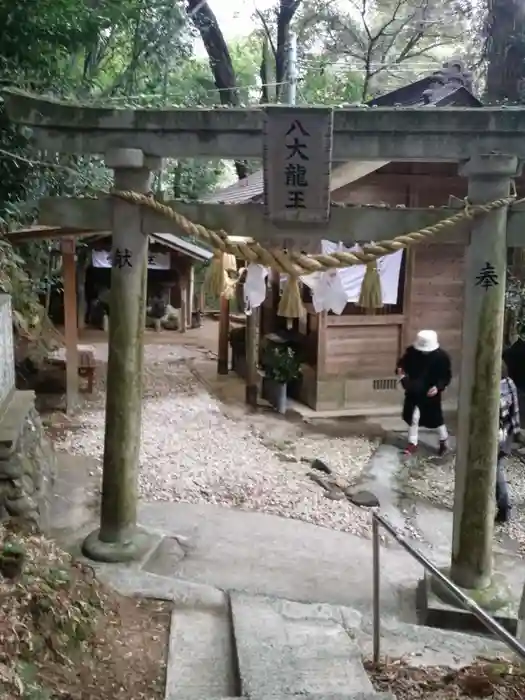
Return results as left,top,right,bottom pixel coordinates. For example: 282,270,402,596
277,275,304,319
357,261,383,311
203,251,227,298
203,252,236,299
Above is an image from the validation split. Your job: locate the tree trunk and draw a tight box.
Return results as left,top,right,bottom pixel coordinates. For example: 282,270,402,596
258,0,302,103
485,0,525,103
186,0,248,180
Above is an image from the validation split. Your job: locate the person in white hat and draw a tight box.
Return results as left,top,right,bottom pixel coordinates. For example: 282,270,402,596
396,330,452,456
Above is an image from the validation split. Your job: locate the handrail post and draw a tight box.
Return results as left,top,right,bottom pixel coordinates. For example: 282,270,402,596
372,515,381,665
372,512,525,661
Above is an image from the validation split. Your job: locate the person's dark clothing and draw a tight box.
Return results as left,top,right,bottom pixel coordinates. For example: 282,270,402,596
397,346,452,429
496,454,510,518
503,339,525,391
496,376,521,521
149,297,167,319
503,340,525,429
499,376,521,451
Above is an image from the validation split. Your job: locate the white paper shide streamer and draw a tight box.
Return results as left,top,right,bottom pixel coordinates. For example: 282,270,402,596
249,241,403,315
301,240,403,314
243,263,269,315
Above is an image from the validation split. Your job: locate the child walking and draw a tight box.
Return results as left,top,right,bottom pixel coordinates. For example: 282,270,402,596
396,330,452,456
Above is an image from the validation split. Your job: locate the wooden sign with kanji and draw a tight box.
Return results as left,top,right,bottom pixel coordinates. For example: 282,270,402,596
263,106,333,224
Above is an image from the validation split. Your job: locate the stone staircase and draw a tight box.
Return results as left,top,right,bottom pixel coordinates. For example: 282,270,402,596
162,590,508,700
93,566,511,700
164,592,393,699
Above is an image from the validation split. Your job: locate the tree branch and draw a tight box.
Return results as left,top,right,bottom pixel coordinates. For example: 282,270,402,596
0,148,82,177
255,8,277,59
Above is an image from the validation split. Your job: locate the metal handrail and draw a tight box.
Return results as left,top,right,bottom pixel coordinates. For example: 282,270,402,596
372,511,525,663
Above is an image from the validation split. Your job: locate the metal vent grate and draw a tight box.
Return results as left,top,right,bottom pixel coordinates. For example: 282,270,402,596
372,378,398,391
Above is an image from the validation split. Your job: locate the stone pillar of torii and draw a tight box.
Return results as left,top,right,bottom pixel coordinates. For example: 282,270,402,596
5,89,525,624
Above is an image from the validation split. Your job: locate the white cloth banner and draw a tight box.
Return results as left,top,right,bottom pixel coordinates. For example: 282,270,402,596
91,250,171,269
299,240,403,314
147,252,171,270
91,250,112,268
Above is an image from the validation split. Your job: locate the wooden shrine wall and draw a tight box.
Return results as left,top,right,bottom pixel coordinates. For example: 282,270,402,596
406,242,465,375
322,314,404,377
296,162,467,410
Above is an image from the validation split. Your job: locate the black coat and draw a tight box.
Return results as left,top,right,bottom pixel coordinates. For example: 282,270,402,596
504,339,525,391
397,346,452,428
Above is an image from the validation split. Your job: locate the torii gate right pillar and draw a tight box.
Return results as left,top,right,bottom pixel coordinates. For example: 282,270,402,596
423,155,519,625
451,154,519,592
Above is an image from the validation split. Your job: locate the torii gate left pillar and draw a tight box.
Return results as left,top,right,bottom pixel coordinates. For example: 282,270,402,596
83,148,161,562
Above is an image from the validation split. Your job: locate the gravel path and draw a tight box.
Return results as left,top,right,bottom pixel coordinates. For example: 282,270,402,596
53,345,378,536
402,451,525,554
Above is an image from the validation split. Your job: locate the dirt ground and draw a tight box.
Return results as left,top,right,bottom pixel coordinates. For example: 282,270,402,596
366,658,525,699
0,522,171,700
77,315,226,354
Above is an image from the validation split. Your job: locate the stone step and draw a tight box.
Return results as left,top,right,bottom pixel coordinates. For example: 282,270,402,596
164,604,238,700
164,696,395,700
230,593,376,699
341,608,510,667
300,696,396,700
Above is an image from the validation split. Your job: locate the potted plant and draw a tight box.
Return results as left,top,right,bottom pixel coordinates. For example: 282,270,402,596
261,343,302,414
0,541,26,580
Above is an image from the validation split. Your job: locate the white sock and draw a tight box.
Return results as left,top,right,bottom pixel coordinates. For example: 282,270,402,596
438,424,448,441
408,407,420,445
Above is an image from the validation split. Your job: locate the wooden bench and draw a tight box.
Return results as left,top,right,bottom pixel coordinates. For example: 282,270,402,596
45,345,97,393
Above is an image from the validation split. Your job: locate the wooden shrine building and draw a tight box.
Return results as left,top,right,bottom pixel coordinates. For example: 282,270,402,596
208,60,524,413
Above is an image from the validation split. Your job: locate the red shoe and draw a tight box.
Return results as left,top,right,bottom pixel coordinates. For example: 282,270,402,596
403,443,417,456
438,440,449,457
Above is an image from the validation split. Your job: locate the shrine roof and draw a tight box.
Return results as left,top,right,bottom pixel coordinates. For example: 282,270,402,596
5,226,213,262
86,231,214,262
202,58,481,205
149,232,213,261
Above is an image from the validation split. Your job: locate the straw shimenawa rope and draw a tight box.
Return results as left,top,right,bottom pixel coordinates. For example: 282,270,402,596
112,190,516,317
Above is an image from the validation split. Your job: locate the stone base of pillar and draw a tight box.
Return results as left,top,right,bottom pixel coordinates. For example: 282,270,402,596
217,359,229,375
416,568,518,636
81,526,159,563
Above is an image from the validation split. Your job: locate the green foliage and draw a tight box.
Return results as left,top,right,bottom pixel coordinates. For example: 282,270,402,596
295,0,471,98
299,58,363,105
262,343,302,384
170,159,225,200
1,540,25,557
0,238,45,334
0,0,225,332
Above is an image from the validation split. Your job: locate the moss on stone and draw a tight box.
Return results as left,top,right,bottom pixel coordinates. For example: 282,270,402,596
452,293,503,589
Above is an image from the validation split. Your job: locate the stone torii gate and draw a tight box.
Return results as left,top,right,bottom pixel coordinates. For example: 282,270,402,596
5,89,525,618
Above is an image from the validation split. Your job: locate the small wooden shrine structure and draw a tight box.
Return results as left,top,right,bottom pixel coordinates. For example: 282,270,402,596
6,225,212,411
80,230,211,331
